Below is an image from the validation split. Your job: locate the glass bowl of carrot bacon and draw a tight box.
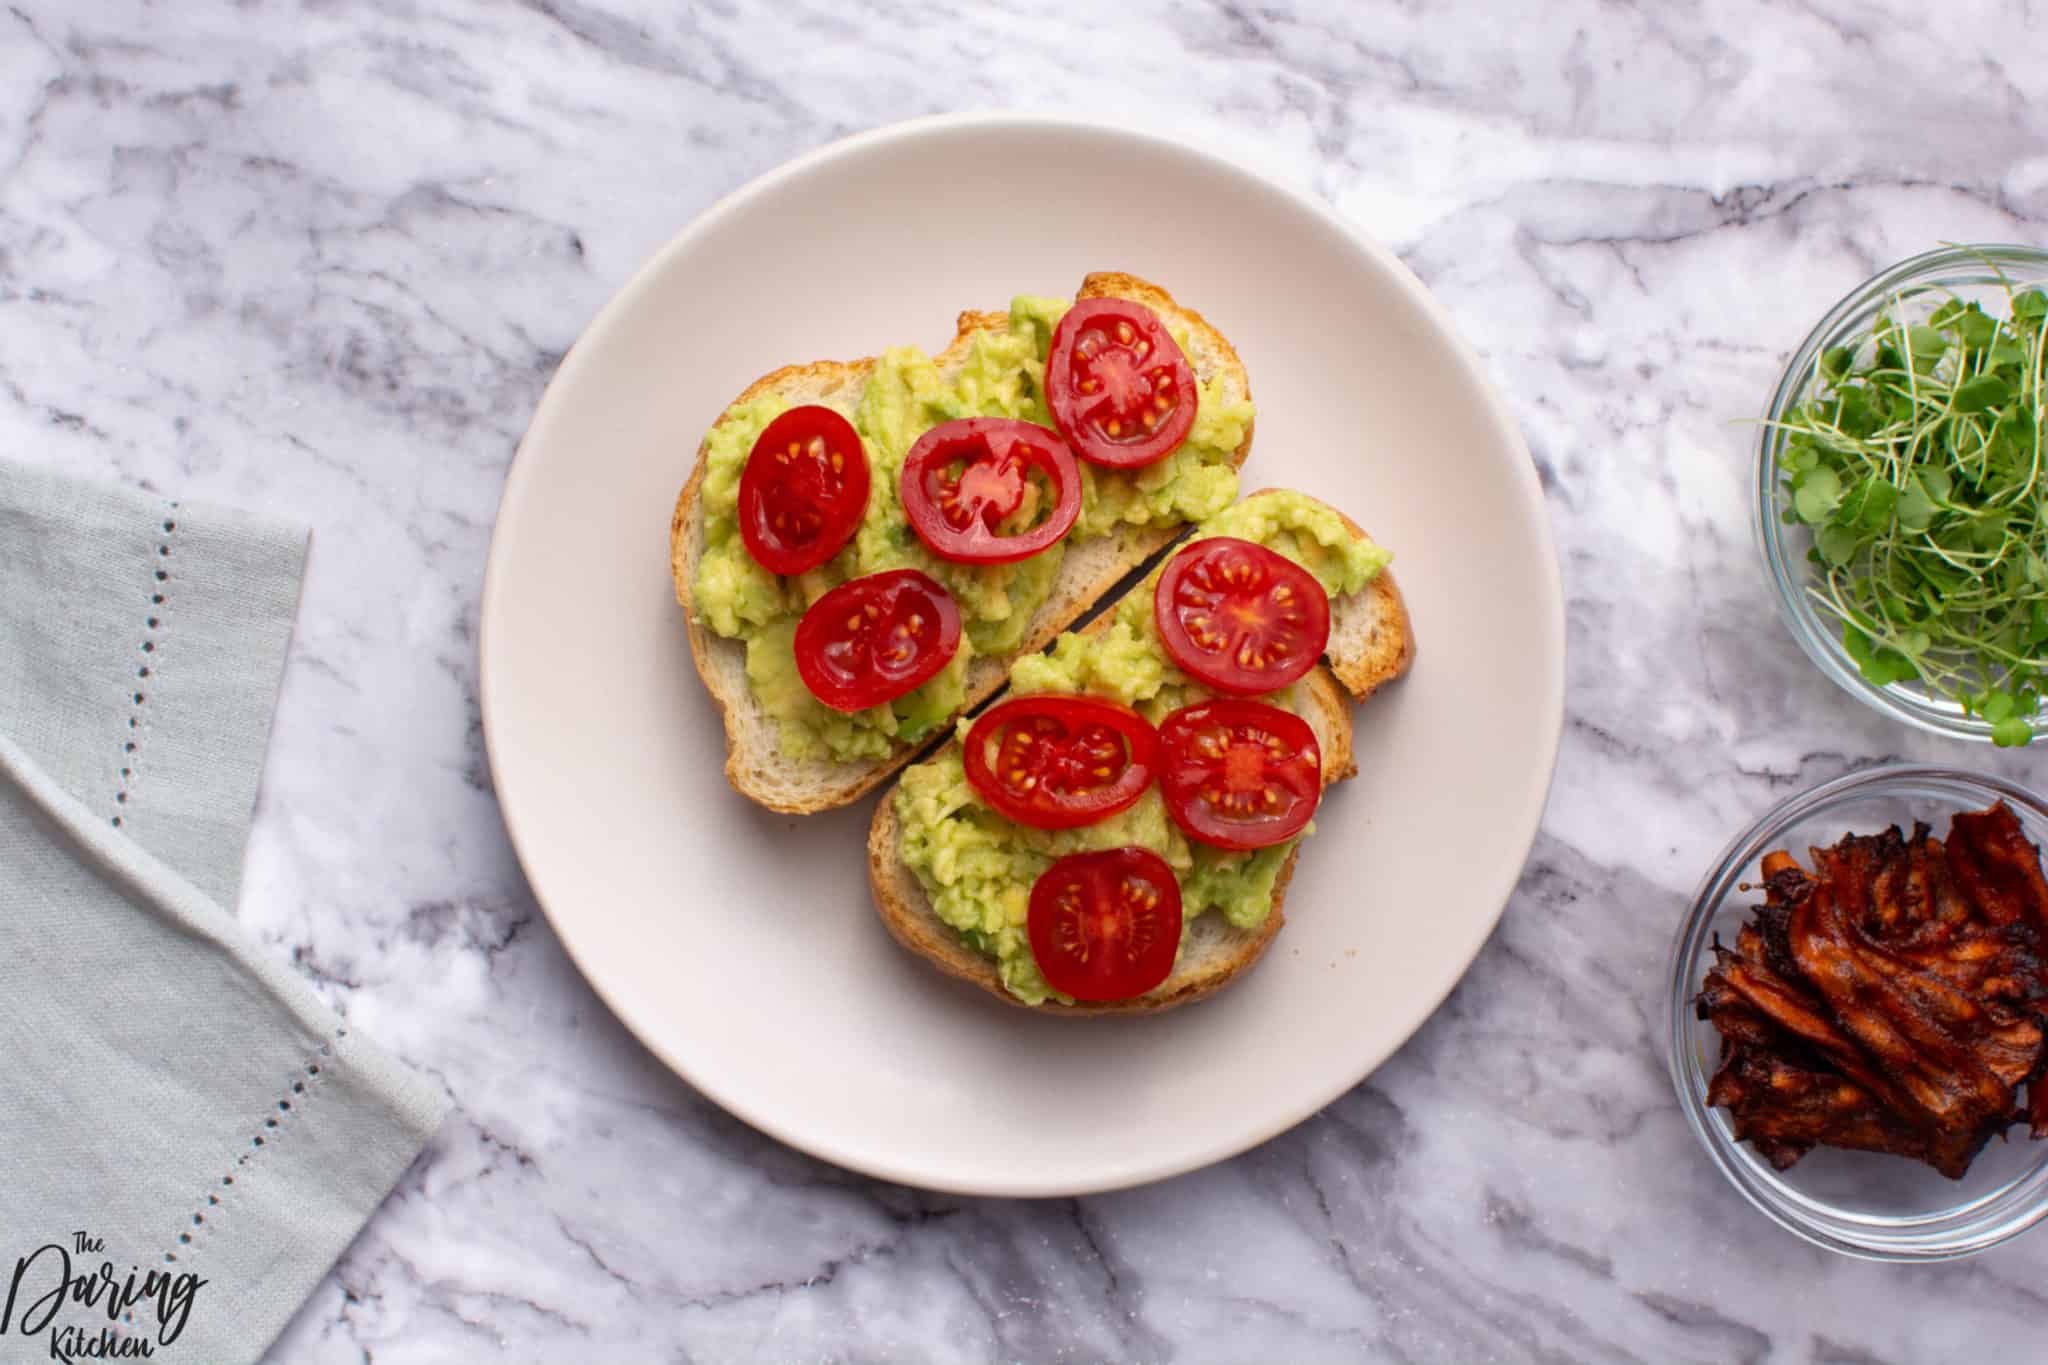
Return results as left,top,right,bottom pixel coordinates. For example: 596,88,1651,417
1669,765,2048,1259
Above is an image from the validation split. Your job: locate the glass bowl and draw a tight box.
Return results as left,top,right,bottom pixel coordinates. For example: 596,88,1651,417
1755,243,2048,742
1667,765,2048,1260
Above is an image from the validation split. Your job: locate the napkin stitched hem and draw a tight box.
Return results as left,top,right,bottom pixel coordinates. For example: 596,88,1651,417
111,502,178,831
163,1021,349,1270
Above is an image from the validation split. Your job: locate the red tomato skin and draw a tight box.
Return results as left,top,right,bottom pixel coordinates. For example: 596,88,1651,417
1045,299,1198,469
962,695,1160,829
737,405,871,576
1156,699,1322,850
1027,846,1183,1001
792,569,961,712
1154,537,1332,695
898,418,1082,564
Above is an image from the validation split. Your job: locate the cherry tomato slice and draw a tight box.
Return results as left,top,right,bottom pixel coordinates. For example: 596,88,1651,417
792,569,961,712
1045,298,1198,469
899,418,1082,564
1028,846,1184,1002
1154,537,1332,695
1156,699,1322,850
962,695,1160,829
738,405,871,576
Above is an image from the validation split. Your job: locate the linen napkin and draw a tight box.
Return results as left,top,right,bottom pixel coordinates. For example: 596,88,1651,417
0,459,449,1364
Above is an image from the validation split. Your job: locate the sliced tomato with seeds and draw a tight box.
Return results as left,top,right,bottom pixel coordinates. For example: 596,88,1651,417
1154,537,1331,694
737,405,871,576
792,569,961,712
899,418,1082,564
1156,699,1322,850
963,695,1160,829
1028,846,1184,1002
1045,298,1198,469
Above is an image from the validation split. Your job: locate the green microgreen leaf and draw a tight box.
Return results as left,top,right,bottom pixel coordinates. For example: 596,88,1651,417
1842,624,1920,686
1909,324,1951,358
1954,374,2012,413
1816,523,1861,566
1794,465,1843,524
1956,307,1999,349
1840,475,1899,531
1895,478,1936,532
1993,715,2035,747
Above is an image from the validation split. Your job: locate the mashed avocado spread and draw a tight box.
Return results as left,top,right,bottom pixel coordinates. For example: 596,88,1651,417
894,492,1392,1005
691,297,1256,763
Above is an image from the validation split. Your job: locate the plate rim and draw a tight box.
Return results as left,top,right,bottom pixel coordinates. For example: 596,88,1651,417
479,110,1567,1196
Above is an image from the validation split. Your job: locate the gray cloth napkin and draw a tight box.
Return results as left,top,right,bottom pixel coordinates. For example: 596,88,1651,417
0,459,449,1364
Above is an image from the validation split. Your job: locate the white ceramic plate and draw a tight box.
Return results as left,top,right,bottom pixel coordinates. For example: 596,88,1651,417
481,114,1563,1196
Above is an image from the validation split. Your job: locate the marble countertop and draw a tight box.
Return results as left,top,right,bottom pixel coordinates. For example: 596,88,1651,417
5,1,2047,1359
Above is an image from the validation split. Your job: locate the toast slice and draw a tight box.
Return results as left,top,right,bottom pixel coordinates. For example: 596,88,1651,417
868,497,1415,1014
671,273,1254,815
869,665,1361,1014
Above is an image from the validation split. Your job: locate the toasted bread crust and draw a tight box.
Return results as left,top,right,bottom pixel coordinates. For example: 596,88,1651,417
671,274,1255,814
1331,569,1415,701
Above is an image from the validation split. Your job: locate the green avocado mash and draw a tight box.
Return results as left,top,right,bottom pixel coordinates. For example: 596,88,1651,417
691,297,1257,763
895,490,1392,1005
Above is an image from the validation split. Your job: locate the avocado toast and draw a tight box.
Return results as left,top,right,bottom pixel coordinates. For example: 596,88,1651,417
671,273,1256,814
868,490,1414,1013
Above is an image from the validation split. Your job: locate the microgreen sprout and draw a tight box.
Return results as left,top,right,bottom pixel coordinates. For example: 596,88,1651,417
1772,261,2048,746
